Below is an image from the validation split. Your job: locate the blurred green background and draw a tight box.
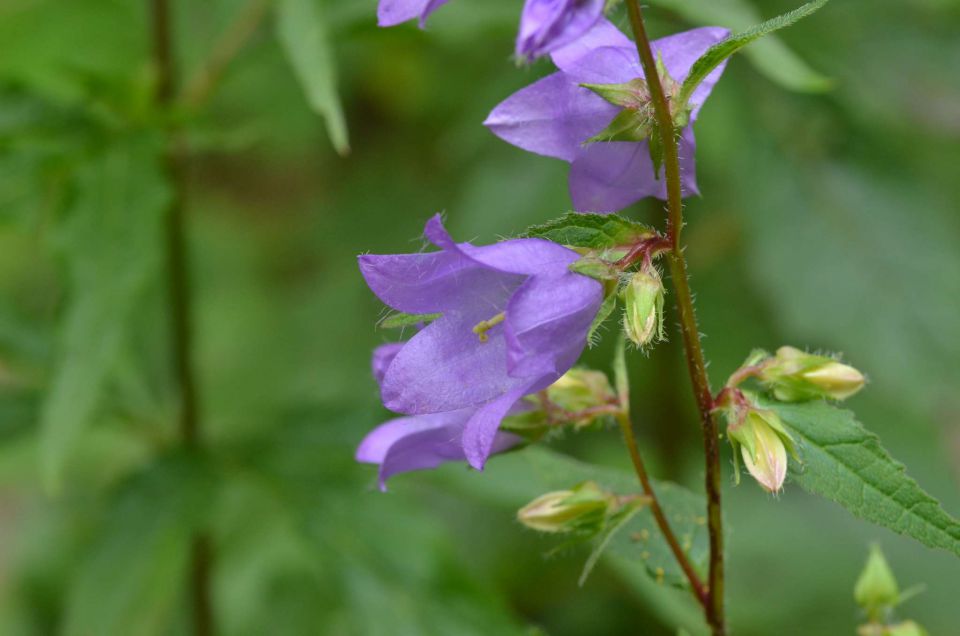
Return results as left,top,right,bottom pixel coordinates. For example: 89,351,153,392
0,0,958,634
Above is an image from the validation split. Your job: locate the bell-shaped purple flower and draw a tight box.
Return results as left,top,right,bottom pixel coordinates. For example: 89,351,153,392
377,0,451,27
516,0,606,62
486,20,731,213
358,215,604,470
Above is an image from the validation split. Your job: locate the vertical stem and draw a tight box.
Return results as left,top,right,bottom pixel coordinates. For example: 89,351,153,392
150,1,214,634
624,2,725,634
615,412,708,608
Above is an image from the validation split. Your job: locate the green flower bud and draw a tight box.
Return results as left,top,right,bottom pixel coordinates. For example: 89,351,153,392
760,346,865,402
546,368,616,416
517,481,614,534
722,394,796,493
622,268,665,347
854,544,900,615
885,621,929,636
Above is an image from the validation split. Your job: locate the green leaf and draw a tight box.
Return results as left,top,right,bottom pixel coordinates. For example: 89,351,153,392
763,397,960,557
379,312,440,329
40,137,169,493
579,499,644,586
649,0,831,93
63,452,214,636
523,212,654,249
521,447,708,588
613,334,629,411
276,0,350,155
587,293,618,346
677,0,831,108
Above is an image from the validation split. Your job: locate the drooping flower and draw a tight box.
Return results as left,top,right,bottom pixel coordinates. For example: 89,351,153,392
377,0,452,28
516,0,606,62
358,214,604,470
486,20,730,213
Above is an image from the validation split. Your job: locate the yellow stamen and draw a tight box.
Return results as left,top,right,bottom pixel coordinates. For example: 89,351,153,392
472,312,506,342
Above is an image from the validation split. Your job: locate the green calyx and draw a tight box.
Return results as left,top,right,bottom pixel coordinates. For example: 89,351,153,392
580,58,691,169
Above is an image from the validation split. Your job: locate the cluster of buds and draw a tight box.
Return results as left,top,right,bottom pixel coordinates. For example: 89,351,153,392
750,346,866,402
501,368,619,435
716,391,796,493
854,545,928,636
718,346,866,492
544,368,618,426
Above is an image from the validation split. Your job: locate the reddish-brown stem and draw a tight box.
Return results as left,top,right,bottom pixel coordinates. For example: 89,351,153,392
615,411,709,608
624,2,726,633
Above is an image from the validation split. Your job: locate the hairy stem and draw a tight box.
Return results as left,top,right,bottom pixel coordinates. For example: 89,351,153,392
615,411,708,607
624,2,725,633
150,1,213,634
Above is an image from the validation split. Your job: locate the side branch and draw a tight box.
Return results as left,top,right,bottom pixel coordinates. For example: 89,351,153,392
616,412,709,608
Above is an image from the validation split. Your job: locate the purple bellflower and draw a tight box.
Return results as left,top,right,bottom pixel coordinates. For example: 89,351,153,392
357,343,525,489
358,214,604,472
516,0,606,62
377,0,451,28
486,20,730,213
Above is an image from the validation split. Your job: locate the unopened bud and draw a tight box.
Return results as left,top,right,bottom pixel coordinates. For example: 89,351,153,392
760,346,865,402
546,368,615,415
622,268,665,347
886,621,929,636
517,481,614,534
854,544,899,615
723,395,796,493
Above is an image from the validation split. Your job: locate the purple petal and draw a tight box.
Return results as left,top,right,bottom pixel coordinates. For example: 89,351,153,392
381,311,520,414
516,0,605,61
651,27,730,117
356,408,523,489
556,26,730,112
569,128,699,211
551,17,634,70
559,45,644,85
377,0,451,27
569,142,660,212
375,412,523,489
504,272,603,377
425,215,582,276
485,72,616,162
356,410,469,465
372,343,404,387
462,379,543,470
358,248,514,314
676,125,700,196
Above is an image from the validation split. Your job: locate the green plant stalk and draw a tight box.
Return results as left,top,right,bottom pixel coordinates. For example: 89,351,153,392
150,1,213,635
624,2,726,633
615,411,709,607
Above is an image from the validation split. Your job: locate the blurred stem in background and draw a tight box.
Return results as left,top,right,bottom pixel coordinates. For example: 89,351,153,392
624,2,726,633
150,0,212,634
